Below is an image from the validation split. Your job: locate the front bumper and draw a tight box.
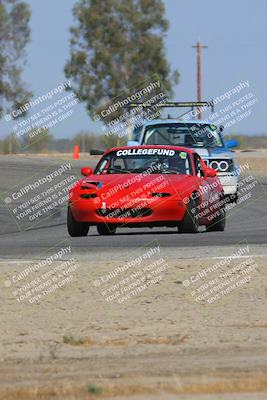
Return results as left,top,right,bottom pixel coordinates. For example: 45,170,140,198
70,196,186,226
218,174,239,195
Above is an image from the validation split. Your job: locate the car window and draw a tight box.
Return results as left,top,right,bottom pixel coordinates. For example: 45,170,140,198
143,123,224,148
132,125,143,141
95,149,193,175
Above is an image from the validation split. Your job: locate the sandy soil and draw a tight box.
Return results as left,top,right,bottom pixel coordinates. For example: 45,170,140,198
1,254,267,399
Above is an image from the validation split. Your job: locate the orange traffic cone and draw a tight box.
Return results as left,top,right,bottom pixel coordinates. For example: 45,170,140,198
73,145,80,159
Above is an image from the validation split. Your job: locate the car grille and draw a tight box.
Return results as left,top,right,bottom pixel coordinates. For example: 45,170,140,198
79,193,97,199
96,207,152,218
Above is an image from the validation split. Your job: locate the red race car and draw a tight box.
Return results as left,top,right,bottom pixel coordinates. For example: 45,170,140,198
68,145,225,236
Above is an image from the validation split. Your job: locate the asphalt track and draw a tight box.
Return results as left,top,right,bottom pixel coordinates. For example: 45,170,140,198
0,155,266,260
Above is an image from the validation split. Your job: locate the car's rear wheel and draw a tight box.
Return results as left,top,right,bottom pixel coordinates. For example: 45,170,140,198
206,206,226,232
67,205,89,237
178,198,199,233
97,224,116,235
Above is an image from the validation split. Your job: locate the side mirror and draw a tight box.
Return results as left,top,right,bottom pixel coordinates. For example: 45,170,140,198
225,139,239,148
127,140,139,146
205,167,217,178
81,166,93,176
219,125,224,132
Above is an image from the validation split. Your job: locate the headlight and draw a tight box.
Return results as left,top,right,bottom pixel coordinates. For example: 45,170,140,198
207,159,232,173
209,160,219,170
218,161,229,172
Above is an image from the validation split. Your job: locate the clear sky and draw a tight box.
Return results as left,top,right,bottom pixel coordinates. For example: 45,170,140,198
1,0,266,138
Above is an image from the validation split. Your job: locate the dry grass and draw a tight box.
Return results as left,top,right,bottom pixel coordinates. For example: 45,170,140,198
1,375,267,399
62,334,189,347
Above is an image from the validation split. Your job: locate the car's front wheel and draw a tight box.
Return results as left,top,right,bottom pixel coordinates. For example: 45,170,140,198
206,206,226,232
225,193,238,203
97,224,116,235
178,198,199,234
67,205,89,237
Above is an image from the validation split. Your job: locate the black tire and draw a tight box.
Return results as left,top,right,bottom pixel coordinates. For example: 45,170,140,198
206,206,226,232
67,205,89,237
97,224,116,235
178,197,199,233
232,193,238,203
225,193,238,203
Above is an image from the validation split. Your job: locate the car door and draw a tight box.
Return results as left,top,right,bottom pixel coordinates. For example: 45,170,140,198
193,153,212,224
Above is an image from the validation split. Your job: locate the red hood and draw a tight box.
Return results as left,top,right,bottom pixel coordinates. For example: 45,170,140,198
78,173,196,201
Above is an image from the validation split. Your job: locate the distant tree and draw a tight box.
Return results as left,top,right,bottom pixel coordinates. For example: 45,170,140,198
1,134,20,154
53,138,73,153
65,0,179,122
72,131,97,152
0,0,32,119
99,134,127,149
22,128,53,153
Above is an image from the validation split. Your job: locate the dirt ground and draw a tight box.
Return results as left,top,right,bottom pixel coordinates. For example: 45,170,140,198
1,254,267,400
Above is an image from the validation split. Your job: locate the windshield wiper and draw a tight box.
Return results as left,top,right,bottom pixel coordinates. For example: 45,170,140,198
160,169,180,174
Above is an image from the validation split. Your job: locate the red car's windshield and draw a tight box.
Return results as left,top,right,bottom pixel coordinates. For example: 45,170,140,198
95,148,193,175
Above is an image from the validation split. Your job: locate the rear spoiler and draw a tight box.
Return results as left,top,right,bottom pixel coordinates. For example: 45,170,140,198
126,101,214,112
